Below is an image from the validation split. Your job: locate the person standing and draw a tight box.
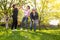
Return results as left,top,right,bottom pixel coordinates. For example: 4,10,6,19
20,6,30,31
11,4,18,30
30,8,38,32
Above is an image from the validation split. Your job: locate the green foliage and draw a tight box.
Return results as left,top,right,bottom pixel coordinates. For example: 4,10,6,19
0,27,60,40
0,0,60,26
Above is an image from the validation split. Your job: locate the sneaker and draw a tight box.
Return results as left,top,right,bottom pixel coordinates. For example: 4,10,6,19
34,30,36,32
24,29,28,32
20,28,23,31
12,29,17,31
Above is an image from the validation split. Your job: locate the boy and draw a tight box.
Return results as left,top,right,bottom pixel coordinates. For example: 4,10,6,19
30,8,38,32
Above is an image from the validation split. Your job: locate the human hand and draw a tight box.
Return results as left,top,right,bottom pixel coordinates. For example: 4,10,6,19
32,19,34,21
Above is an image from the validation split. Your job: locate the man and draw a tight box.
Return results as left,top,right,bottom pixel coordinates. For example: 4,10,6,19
11,4,18,30
30,8,38,32
20,6,30,31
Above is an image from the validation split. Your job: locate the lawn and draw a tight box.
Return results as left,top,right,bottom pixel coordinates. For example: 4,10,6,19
0,26,60,40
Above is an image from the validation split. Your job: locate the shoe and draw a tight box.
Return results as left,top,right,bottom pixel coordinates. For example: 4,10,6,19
20,28,23,31
24,29,27,32
34,30,36,32
12,29,17,31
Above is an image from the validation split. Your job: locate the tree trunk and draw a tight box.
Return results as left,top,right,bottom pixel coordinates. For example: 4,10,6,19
5,15,9,29
6,19,9,29
34,0,36,8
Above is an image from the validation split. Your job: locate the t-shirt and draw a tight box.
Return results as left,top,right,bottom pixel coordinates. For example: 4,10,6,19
24,10,30,17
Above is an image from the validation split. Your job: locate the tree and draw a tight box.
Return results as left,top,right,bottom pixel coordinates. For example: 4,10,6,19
0,0,28,28
0,0,19,29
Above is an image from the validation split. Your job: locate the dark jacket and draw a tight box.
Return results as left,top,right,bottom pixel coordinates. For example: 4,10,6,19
12,8,18,19
30,12,38,20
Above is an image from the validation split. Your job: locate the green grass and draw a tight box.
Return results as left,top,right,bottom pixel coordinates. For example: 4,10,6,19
0,26,60,40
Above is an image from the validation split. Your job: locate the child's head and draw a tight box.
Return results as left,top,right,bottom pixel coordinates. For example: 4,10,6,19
32,8,36,13
27,6,30,10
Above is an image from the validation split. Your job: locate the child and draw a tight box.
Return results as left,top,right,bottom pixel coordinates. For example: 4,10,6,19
20,6,30,31
30,8,38,32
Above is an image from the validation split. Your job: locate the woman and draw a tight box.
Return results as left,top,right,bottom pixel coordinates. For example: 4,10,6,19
20,6,30,31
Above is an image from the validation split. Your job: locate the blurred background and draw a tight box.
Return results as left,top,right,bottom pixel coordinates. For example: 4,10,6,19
0,0,60,29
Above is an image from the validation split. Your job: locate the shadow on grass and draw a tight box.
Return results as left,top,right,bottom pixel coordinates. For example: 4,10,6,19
0,30,60,40
27,31,60,40
0,26,60,40
0,31,30,40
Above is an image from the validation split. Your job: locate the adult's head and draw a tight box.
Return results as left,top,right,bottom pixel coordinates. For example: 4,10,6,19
13,4,17,8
